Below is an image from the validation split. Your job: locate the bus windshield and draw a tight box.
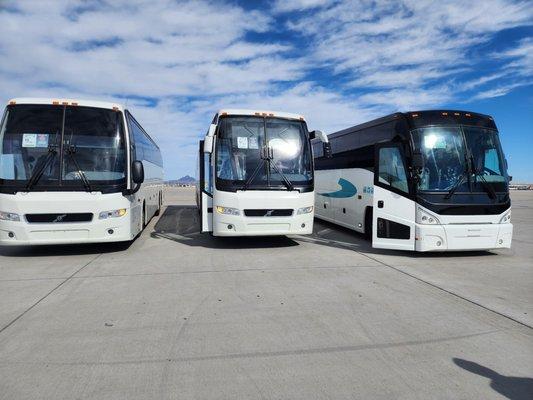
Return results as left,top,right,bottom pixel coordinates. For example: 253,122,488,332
411,125,507,193
0,104,126,191
215,116,313,190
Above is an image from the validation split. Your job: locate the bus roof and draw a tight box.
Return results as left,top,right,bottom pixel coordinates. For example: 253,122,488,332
218,109,305,121
6,98,126,112
328,109,497,140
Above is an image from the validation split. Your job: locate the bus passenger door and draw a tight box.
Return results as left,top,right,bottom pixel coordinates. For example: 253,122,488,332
372,143,415,251
198,141,213,233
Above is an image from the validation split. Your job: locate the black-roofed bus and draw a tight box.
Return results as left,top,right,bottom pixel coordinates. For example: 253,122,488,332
313,110,512,251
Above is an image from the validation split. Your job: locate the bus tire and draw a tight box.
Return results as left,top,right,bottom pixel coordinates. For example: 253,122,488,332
364,207,373,241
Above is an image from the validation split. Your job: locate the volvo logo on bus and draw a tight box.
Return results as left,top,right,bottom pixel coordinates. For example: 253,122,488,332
53,214,67,223
265,210,274,217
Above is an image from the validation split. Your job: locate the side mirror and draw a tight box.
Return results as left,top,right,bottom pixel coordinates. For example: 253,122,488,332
310,130,328,143
132,160,144,184
323,142,332,158
412,151,424,169
508,175,513,182
204,124,217,153
204,136,214,154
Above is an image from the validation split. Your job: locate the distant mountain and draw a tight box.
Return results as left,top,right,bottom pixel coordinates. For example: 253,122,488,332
165,175,196,185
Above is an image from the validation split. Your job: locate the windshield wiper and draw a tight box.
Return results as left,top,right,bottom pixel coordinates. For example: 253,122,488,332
25,145,57,191
268,159,294,191
473,169,497,199
444,169,468,199
65,145,93,192
468,154,496,200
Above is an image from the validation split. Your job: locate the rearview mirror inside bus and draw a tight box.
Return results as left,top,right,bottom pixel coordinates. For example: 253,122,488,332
132,160,145,184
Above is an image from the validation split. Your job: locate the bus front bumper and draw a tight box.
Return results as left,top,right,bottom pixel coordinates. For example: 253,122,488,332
415,223,513,252
213,213,314,236
0,217,134,246
0,192,135,246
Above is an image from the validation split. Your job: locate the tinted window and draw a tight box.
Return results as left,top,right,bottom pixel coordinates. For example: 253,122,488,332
378,146,408,193
128,113,162,167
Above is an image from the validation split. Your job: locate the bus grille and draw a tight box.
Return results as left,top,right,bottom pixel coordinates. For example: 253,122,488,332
244,209,293,217
25,213,94,223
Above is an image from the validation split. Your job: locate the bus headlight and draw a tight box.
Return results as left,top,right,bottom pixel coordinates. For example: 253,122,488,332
99,208,127,219
0,211,20,222
216,206,240,216
499,211,511,224
416,207,440,225
297,206,314,215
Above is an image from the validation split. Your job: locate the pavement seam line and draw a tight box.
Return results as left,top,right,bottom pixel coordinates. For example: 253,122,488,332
0,253,103,336
298,234,533,330
356,251,533,331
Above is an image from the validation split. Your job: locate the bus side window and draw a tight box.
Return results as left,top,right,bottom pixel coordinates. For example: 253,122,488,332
378,147,409,194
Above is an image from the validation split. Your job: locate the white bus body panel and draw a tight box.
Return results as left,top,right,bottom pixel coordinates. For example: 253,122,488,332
372,185,416,251
315,168,373,234
211,189,314,236
201,192,213,233
414,204,512,252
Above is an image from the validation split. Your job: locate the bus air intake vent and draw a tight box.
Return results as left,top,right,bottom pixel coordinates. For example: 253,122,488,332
25,213,94,223
244,209,293,217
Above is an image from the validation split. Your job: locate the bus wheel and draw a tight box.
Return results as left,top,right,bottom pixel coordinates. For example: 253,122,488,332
364,207,373,241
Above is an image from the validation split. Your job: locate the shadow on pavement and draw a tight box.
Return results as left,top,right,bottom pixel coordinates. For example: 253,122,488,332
0,240,133,257
151,205,300,249
307,218,496,259
453,358,533,400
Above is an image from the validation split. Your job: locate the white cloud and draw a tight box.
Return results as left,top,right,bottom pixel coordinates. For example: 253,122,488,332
272,0,336,13
0,0,532,178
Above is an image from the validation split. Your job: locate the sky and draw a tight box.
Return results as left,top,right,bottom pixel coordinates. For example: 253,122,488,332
1,0,532,181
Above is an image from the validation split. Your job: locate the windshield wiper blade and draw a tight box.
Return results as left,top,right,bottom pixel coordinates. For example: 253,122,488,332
25,146,57,191
242,158,265,191
474,171,497,199
268,159,293,191
66,145,93,192
444,170,468,199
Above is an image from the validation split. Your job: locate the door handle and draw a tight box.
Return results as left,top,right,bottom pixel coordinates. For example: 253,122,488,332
377,200,384,208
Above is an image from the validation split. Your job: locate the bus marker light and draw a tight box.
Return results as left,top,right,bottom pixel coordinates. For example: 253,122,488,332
412,113,419,117
9,100,16,105
8,232,14,238
442,112,448,116
454,112,460,116
62,102,68,105
52,101,60,105
436,241,442,247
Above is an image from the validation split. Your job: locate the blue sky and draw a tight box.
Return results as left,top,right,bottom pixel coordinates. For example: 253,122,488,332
1,0,532,181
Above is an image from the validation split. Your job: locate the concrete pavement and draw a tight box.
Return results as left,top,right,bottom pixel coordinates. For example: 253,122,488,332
0,188,531,399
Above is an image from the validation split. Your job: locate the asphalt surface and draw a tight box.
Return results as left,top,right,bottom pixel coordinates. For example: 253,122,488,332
0,188,532,400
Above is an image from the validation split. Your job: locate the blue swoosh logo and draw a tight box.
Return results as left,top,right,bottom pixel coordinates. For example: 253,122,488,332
318,178,357,198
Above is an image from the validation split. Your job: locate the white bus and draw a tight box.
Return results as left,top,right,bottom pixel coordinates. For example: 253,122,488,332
197,109,330,236
314,110,513,252
0,98,163,245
